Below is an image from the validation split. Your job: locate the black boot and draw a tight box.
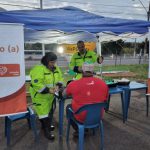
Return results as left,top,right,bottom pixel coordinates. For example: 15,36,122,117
40,118,55,140
49,108,55,131
40,120,55,131
43,127,55,140
50,125,55,131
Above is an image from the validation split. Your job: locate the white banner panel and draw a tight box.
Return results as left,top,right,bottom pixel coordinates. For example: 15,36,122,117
0,23,27,116
0,24,25,97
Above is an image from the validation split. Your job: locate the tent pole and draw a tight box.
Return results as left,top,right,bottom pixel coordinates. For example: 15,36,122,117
96,35,102,56
96,35,102,78
147,27,150,94
42,43,45,56
40,0,43,9
40,0,44,56
148,27,150,82
134,38,137,58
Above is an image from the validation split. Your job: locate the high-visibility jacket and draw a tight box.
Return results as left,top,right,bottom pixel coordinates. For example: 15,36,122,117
29,64,64,119
69,50,98,79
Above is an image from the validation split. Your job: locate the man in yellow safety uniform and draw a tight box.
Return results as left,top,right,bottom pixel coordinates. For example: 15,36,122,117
29,52,64,140
69,40,103,79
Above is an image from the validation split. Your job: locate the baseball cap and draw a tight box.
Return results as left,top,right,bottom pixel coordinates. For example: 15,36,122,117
82,62,94,72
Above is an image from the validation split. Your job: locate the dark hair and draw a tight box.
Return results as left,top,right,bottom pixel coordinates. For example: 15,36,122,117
77,40,84,45
41,52,57,67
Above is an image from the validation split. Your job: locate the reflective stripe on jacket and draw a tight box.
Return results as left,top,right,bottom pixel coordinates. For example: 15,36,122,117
29,64,64,117
69,51,98,79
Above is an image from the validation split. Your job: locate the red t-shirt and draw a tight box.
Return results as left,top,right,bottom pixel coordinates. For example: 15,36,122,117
66,77,109,122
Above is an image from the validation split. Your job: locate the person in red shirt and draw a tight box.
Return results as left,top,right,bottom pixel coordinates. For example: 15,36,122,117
63,63,109,133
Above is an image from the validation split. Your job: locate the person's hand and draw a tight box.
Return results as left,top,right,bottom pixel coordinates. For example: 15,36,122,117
49,87,56,94
56,82,63,88
78,66,83,73
98,56,104,64
55,86,59,93
54,85,65,99
56,82,64,92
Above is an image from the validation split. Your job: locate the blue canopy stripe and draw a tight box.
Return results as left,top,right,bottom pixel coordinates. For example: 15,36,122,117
0,6,150,34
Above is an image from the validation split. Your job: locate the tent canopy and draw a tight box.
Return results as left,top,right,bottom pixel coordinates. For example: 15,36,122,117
0,6,149,43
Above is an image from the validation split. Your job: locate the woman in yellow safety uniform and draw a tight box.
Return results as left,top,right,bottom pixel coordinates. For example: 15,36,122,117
29,52,64,140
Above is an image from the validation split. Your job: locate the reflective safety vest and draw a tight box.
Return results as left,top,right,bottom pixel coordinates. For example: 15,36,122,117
69,50,98,79
29,65,64,118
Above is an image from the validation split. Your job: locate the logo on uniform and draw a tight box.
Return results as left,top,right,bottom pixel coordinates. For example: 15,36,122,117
86,81,94,85
34,79,38,83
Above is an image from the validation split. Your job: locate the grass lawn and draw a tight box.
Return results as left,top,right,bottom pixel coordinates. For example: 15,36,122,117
99,64,148,82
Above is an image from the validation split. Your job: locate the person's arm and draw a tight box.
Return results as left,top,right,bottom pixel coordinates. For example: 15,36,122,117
105,85,109,101
62,81,73,97
90,51,104,64
56,66,64,84
30,66,55,94
30,66,47,93
62,88,67,98
69,54,82,73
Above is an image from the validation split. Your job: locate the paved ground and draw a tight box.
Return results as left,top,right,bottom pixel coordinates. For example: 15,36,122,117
0,90,150,150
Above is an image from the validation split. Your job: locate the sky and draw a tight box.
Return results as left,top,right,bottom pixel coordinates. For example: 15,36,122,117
0,0,149,21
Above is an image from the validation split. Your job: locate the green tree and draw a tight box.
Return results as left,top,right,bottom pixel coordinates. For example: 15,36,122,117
102,40,124,55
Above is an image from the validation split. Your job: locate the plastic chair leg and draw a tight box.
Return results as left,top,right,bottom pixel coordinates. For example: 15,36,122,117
6,119,12,146
66,119,71,142
59,99,64,136
105,95,111,112
127,90,131,108
78,125,84,150
92,128,95,135
27,117,31,129
100,120,104,150
5,117,8,137
124,88,130,120
30,115,38,141
121,92,125,123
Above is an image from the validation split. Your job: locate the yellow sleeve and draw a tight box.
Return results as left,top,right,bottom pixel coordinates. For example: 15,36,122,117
30,66,46,93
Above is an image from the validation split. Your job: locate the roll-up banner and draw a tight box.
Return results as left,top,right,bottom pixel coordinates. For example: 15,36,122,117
0,23,27,116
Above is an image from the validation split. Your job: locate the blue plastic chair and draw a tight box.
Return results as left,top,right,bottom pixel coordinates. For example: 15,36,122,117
66,102,107,150
5,106,38,146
